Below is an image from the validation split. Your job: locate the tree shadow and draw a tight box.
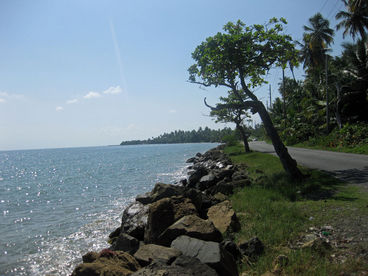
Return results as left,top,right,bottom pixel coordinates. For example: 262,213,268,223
329,167,368,185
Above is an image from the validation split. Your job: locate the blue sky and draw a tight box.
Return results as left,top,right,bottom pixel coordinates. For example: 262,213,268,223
0,0,351,150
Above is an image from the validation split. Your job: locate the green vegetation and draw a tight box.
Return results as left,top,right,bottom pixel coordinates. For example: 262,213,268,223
186,0,367,165
267,1,368,151
225,144,368,275
189,17,303,180
120,127,234,145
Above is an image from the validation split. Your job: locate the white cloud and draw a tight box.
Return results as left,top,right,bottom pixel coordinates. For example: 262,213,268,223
66,98,78,104
0,91,25,101
103,85,122,95
0,98,6,103
169,109,177,113
56,106,64,112
83,91,101,99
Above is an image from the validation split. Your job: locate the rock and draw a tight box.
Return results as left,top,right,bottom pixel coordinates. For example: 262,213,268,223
171,235,238,276
198,173,217,190
186,157,197,163
131,255,218,276
207,179,250,196
172,255,219,275
135,192,153,205
231,171,249,181
301,238,332,256
213,193,228,202
238,237,264,260
206,181,234,196
207,200,240,234
134,244,182,266
108,226,121,241
82,251,99,263
220,240,242,263
110,233,140,254
144,196,197,244
72,250,140,276
121,201,149,240
136,183,185,205
188,166,209,188
158,215,223,246
150,183,186,202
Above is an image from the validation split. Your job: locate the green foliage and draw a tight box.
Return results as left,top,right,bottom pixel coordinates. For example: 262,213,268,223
189,18,299,90
120,127,234,145
296,122,368,154
221,134,239,146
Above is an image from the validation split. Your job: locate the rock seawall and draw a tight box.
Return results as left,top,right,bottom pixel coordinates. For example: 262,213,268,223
71,145,258,276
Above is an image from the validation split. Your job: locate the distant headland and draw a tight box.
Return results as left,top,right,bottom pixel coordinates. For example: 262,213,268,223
120,127,233,145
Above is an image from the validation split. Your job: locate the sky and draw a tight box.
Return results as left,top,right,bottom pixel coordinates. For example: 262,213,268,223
0,0,352,150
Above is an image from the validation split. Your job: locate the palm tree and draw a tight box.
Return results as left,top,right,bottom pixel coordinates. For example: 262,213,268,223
300,13,334,73
336,0,368,40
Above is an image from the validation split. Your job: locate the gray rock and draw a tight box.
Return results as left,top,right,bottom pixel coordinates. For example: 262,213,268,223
238,237,264,260
130,255,219,276
110,233,140,254
171,235,238,276
158,215,222,246
198,173,217,190
134,244,182,266
121,201,149,241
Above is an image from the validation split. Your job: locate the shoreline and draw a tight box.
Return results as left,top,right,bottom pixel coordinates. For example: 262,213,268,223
70,144,251,276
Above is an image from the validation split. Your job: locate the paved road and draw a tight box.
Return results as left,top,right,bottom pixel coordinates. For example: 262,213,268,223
250,141,368,185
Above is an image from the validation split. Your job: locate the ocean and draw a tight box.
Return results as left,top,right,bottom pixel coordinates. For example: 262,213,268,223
0,143,217,275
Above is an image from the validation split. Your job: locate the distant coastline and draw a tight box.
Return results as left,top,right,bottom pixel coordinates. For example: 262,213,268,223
120,127,234,146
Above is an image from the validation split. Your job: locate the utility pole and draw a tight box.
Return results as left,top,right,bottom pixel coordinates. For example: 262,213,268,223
282,68,286,130
269,84,272,110
325,54,329,133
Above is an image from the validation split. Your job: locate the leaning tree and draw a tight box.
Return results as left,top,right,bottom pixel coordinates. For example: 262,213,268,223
189,18,303,180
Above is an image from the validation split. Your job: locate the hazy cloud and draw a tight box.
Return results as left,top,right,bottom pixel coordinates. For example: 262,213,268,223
169,109,177,113
84,91,101,99
66,98,78,104
56,106,64,112
103,85,122,95
0,91,25,101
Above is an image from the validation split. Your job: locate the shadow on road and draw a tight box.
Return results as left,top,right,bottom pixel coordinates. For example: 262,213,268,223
330,167,368,185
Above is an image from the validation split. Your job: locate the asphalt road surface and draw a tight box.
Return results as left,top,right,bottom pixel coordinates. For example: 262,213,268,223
249,141,368,185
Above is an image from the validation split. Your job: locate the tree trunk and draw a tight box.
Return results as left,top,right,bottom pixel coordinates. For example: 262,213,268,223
257,102,303,181
236,71,303,181
236,124,250,153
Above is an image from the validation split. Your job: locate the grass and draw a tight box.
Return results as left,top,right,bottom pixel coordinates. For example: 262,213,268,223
225,144,368,275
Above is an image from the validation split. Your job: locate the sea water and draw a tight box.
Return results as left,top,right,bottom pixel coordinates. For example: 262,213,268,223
0,143,217,275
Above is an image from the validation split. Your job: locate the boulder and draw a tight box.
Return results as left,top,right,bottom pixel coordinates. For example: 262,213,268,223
120,201,149,241
144,196,197,244
136,183,185,205
198,173,217,190
238,237,264,260
72,250,140,276
158,215,222,246
134,244,182,266
171,255,218,275
108,226,121,241
207,200,240,234
188,166,208,188
171,235,238,276
110,233,140,254
220,240,242,263
206,179,250,196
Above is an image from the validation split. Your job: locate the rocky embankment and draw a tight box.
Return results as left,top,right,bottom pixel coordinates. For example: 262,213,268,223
71,145,262,276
